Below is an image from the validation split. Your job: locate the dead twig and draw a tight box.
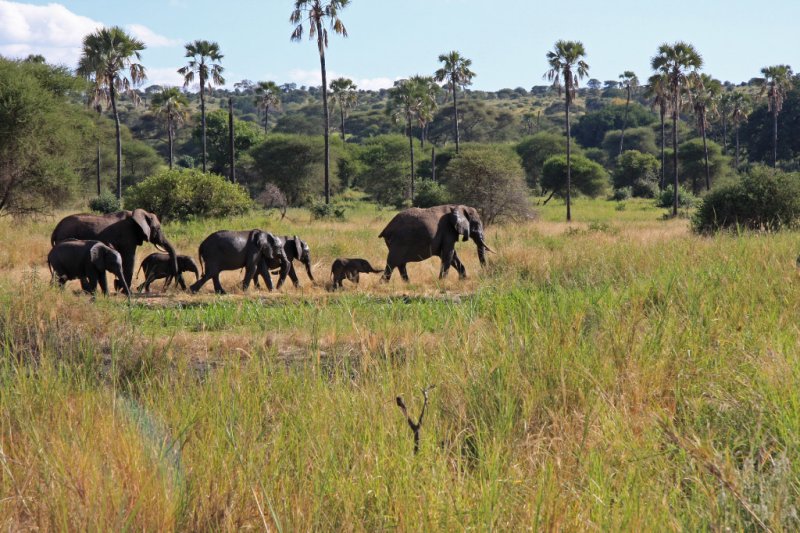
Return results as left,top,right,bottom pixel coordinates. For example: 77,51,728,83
396,385,435,454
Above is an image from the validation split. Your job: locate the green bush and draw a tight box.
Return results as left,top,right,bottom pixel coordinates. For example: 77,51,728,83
309,199,346,220
88,191,121,214
124,168,253,222
614,150,660,196
692,166,800,232
656,185,697,209
541,154,610,199
413,179,451,208
611,187,632,201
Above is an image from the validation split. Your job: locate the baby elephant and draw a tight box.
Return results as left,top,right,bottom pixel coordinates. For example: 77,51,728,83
136,253,199,292
48,239,130,296
330,258,383,289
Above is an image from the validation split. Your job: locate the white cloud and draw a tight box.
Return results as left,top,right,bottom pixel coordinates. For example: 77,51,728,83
0,1,179,67
125,23,179,48
288,68,398,91
143,66,184,87
0,1,101,64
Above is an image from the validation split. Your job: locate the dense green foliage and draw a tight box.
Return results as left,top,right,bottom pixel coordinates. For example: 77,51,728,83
412,179,451,208
355,135,411,207
693,166,800,232
443,144,531,223
541,154,610,199
88,191,121,214
515,132,568,189
613,150,660,197
124,168,252,221
195,109,263,175
601,126,659,161
676,138,729,194
573,102,656,147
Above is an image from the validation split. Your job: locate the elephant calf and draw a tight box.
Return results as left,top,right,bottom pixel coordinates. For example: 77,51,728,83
330,258,383,289
254,235,315,289
136,253,200,292
48,240,130,296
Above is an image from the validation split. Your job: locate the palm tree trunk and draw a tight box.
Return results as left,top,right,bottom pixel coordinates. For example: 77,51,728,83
619,89,630,156
772,108,778,168
721,114,728,155
110,84,122,200
200,76,207,173
168,115,174,170
702,121,710,191
96,140,101,195
659,109,666,190
228,97,235,183
431,145,436,182
264,106,269,134
340,105,346,141
317,21,331,204
735,125,740,169
408,116,415,201
452,81,460,154
565,97,572,222
672,103,679,217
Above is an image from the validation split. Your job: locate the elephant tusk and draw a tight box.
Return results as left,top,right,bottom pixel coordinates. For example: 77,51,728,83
484,245,496,255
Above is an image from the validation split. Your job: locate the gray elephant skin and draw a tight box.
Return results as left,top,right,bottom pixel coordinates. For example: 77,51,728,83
191,230,289,294
378,204,491,281
330,258,382,288
48,240,130,296
255,235,314,289
136,253,200,292
51,209,182,293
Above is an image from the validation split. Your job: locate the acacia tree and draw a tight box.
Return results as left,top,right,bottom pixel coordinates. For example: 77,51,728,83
618,70,639,156
691,74,721,191
729,92,751,168
254,81,282,133
291,0,350,204
150,87,189,169
77,26,146,200
755,65,793,167
434,51,475,154
545,40,589,222
646,73,671,190
329,77,357,140
651,41,703,216
178,40,225,173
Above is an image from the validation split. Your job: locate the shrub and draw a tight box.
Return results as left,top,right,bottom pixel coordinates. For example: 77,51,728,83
656,185,697,209
516,132,569,189
124,168,253,222
676,138,729,194
602,127,658,161
614,150,660,196
256,183,288,219
355,135,411,208
541,154,610,200
443,144,533,224
692,166,800,232
309,199,346,220
89,191,121,214
413,179,450,208
611,187,632,201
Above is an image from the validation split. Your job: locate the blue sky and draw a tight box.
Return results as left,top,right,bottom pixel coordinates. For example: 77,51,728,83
1,0,798,90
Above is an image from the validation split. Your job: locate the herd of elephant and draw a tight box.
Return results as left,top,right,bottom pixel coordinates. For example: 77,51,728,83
46,204,493,297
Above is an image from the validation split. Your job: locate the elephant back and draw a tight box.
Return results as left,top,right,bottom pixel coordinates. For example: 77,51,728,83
379,208,440,244
51,213,127,246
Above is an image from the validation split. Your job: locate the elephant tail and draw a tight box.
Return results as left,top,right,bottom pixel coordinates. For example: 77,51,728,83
366,261,382,273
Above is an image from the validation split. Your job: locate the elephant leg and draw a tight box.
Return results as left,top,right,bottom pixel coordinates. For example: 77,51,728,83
288,265,300,288
175,273,186,291
162,275,172,292
190,269,214,294
212,274,226,294
97,271,109,296
451,251,467,279
381,264,394,282
120,252,135,295
398,264,410,282
353,272,360,285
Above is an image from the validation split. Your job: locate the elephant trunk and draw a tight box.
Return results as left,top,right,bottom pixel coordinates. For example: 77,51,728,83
304,258,315,281
473,233,490,266
153,230,181,282
116,267,131,300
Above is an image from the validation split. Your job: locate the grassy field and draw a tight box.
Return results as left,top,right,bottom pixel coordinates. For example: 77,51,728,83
1,198,799,530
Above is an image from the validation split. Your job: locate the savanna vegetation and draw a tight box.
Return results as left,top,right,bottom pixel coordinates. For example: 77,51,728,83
2,2,800,529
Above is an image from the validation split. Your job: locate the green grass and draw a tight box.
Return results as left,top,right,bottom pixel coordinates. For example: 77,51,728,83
1,199,800,530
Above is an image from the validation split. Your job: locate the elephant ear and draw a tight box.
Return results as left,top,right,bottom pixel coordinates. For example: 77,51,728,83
449,207,470,242
89,242,105,270
131,209,152,242
292,236,302,259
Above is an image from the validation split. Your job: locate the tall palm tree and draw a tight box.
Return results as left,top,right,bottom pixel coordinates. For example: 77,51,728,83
618,70,639,156
291,0,350,204
415,76,441,149
729,92,752,169
544,40,589,222
77,26,146,200
651,42,703,216
755,65,793,167
178,40,225,173
690,74,721,191
329,77,358,140
387,76,428,201
646,73,671,190
717,91,733,154
434,51,475,154
254,81,282,133
151,87,189,170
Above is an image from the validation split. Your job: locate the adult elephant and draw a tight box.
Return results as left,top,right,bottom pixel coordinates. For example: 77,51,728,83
378,204,492,282
191,230,289,294
51,209,182,294
255,236,314,289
